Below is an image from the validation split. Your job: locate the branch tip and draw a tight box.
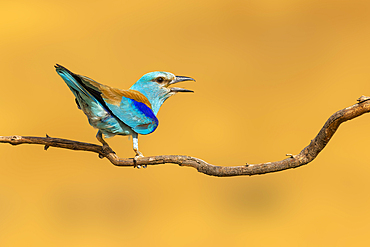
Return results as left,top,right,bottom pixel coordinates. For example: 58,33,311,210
357,95,370,103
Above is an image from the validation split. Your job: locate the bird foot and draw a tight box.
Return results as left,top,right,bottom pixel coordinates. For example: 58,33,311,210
98,145,116,159
102,144,115,154
133,152,145,169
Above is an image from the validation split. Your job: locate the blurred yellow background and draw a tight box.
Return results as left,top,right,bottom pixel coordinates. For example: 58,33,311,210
1,0,370,246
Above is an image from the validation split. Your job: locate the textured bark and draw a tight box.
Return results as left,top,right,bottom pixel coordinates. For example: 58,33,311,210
1,96,370,177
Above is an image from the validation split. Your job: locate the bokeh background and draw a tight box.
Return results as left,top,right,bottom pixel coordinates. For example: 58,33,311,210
1,0,370,246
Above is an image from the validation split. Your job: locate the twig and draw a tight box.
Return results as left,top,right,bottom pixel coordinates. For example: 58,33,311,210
1,96,370,177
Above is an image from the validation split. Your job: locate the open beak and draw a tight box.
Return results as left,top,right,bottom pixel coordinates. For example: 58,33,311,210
169,76,195,93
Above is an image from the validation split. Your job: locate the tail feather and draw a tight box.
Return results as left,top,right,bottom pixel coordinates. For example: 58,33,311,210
55,64,127,136
55,64,95,101
55,64,119,119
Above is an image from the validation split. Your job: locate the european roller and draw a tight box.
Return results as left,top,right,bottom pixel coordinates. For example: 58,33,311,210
55,64,194,163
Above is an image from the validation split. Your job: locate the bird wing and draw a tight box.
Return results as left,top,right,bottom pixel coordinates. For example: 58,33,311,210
77,75,159,135
55,64,158,135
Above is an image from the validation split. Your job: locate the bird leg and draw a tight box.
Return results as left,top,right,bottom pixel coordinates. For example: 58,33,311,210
96,130,114,154
132,133,145,168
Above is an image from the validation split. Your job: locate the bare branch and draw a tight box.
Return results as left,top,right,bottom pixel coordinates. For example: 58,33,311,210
1,96,370,177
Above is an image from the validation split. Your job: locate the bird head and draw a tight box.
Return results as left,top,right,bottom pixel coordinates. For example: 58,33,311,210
130,71,195,115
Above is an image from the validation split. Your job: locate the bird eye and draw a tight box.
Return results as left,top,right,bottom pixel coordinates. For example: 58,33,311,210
156,77,164,83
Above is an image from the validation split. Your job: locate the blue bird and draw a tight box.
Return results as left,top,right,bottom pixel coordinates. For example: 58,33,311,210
55,64,194,161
